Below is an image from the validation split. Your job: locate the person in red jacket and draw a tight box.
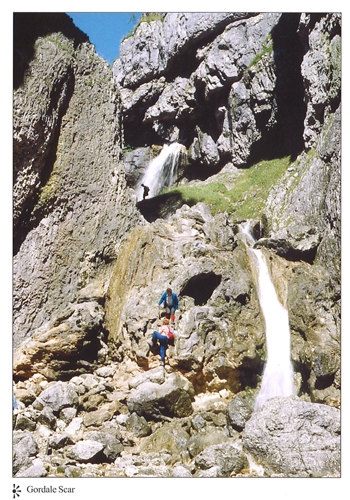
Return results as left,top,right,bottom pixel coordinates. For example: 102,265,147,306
149,317,173,366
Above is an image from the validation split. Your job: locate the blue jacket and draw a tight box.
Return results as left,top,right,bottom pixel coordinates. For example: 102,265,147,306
159,292,178,310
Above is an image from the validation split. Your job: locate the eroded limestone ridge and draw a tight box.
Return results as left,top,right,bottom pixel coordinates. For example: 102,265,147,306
13,13,144,346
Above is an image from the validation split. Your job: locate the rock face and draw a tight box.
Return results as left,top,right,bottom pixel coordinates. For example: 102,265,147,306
127,372,195,419
13,301,106,380
242,397,340,477
105,203,266,393
13,12,341,479
13,13,144,347
114,13,312,171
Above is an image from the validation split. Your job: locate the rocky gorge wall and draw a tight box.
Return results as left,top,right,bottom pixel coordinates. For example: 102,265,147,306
13,13,144,348
13,12,341,478
111,11,341,406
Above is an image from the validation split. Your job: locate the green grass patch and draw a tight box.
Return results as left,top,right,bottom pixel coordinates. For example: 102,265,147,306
43,35,72,54
165,156,291,220
122,13,164,43
247,33,274,69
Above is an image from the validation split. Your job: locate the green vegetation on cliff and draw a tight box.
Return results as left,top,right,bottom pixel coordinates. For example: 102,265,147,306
122,13,164,42
247,33,274,68
165,156,291,220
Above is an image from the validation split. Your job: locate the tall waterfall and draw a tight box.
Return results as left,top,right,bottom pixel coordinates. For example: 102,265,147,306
136,143,186,201
240,222,294,410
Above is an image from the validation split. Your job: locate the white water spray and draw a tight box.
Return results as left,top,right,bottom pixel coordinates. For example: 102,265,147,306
240,222,294,410
136,143,186,201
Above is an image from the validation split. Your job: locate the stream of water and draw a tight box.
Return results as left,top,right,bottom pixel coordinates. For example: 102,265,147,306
240,222,294,410
136,142,186,201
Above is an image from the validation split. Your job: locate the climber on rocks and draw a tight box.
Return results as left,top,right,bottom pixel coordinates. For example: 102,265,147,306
149,317,174,367
158,287,178,323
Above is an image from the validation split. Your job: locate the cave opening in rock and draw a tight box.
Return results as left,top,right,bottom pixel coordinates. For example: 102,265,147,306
180,272,222,306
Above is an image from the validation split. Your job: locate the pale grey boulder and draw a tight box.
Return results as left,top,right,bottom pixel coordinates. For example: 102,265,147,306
127,372,194,419
187,427,229,458
37,407,57,429
13,431,39,475
66,440,104,463
242,397,340,477
33,381,79,415
195,440,249,476
85,429,124,461
128,366,165,389
139,422,190,457
16,458,47,478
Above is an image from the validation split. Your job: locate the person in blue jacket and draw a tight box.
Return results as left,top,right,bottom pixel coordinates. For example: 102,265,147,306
158,287,178,323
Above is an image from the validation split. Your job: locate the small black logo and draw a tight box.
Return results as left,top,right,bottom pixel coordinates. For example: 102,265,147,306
13,485,21,499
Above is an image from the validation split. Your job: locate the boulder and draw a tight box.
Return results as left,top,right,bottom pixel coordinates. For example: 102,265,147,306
95,366,116,378
33,381,79,415
195,440,249,476
137,465,171,477
125,412,151,437
14,388,36,406
37,407,57,429
242,397,340,477
15,414,37,432
59,407,77,424
83,405,115,427
227,396,253,431
66,440,104,463
171,465,193,477
49,433,74,450
13,431,39,475
79,392,106,412
187,427,229,458
16,458,47,478
127,372,194,419
195,466,222,477
85,430,123,461
139,422,190,457
65,417,83,436
128,366,165,389
191,414,206,431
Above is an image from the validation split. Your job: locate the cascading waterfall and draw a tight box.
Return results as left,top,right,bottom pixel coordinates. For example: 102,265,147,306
136,142,186,201
240,222,294,410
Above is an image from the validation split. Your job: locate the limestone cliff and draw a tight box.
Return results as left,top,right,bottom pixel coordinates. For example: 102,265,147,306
109,12,340,406
13,12,341,479
13,13,144,347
